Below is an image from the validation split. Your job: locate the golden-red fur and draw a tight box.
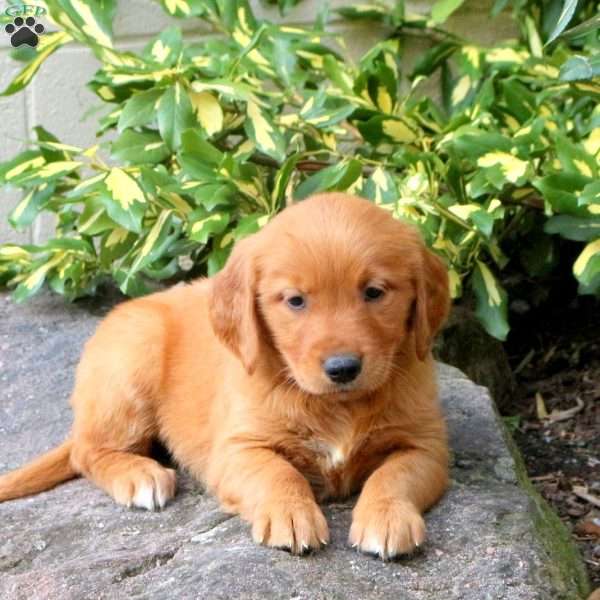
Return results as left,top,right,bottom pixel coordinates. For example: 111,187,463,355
0,193,451,559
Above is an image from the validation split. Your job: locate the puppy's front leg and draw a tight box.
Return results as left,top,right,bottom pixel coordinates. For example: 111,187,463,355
207,446,329,554
349,441,448,559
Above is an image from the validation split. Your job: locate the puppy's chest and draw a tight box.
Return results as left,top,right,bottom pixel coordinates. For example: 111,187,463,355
306,438,357,471
284,428,389,500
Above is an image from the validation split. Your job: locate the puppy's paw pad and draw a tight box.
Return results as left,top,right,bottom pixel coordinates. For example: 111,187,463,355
252,496,329,555
349,499,425,560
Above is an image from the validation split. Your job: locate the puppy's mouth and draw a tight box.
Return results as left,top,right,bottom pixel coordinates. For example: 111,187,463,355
280,356,393,399
290,373,378,399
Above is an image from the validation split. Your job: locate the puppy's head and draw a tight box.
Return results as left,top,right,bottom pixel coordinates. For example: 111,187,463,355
209,193,450,396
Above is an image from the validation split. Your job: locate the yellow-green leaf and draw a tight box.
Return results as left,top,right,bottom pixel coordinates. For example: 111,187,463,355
70,173,107,196
573,239,600,292
448,268,462,297
13,253,64,302
129,209,177,274
188,211,230,244
69,0,113,48
0,246,31,261
478,152,529,183
1,32,73,96
152,40,171,63
37,161,82,179
189,91,223,136
105,227,130,248
164,0,191,15
105,168,145,210
244,100,286,162
472,260,509,340
381,119,418,143
452,75,471,105
376,87,393,113
5,157,46,180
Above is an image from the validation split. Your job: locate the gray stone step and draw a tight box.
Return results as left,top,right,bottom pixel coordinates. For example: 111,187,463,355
0,292,589,600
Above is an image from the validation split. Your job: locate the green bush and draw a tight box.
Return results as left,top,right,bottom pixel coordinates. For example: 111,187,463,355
0,0,598,340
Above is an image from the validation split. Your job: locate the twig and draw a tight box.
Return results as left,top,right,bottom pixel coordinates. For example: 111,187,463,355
248,154,378,175
296,160,332,172
572,486,600,509
499,194,544,210
393,24,464,46
547,397,585,423
542,345,557,365
248,154,335,173
530,474,557,482
514,348,535,375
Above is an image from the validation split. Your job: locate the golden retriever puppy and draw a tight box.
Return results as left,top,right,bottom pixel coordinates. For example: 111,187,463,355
0,193,450,559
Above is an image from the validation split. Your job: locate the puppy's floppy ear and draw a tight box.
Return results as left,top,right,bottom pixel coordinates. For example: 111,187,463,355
413,246,451,361
209,236,261,374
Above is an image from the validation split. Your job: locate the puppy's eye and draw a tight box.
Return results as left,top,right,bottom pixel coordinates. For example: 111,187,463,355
364,286,385,302
286,295,306,310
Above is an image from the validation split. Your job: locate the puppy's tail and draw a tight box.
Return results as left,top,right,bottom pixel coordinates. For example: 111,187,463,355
0,439,77,502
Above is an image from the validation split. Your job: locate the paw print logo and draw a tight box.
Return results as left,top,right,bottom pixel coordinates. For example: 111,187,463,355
5,16,45,48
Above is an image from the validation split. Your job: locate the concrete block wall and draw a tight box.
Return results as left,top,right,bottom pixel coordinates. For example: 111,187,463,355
0,0,515,245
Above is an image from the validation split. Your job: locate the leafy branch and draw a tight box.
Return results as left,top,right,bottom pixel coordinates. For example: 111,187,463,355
0,0,598,341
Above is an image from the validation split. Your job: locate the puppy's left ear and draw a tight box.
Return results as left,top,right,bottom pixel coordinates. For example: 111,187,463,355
413,247,451,361
209,236,262,374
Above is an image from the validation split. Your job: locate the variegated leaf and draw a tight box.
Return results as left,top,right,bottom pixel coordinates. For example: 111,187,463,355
294,160,362,201
187,209,230,244
573,239,600,293
13,253,64,303
9,184,55,230
42,0,115,49
118,88,165,132
244,100,286,162
128,209,178,274
189,91,224,137
472,260,509,341
101,168,147,233
112,131,170,165
1,32,73,96
158,83,198,151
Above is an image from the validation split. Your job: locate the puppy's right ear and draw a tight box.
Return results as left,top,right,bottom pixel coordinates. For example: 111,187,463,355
209,236,261,374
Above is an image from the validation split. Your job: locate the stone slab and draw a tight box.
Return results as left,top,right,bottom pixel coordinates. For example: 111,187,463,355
0,291,587,599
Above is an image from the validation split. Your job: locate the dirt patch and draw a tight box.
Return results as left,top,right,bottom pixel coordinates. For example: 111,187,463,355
504,295,600,588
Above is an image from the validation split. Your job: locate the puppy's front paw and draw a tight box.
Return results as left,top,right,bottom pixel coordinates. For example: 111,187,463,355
111,464,177,511
252,495,329,555
349,498,425,560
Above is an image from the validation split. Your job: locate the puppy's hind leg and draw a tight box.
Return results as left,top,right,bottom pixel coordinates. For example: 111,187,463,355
71,444,176,511
69,302,176,511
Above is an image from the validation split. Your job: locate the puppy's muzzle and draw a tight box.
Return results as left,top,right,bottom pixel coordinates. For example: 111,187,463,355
322,354,362,384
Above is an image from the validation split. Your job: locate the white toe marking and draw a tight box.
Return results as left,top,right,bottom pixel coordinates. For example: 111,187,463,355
133,483,156,511
155,488,166,509
154,481,173,509
361,536,385,557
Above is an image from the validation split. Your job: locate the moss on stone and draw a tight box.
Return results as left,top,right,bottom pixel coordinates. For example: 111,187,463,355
499,418,590,600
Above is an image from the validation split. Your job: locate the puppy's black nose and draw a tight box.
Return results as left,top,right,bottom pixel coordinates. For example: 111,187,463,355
323,354,362,384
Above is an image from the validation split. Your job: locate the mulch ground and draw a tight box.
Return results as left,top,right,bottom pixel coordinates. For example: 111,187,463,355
504,296,600,588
